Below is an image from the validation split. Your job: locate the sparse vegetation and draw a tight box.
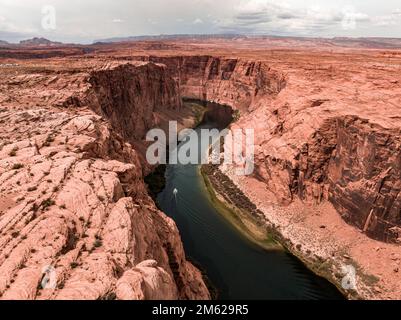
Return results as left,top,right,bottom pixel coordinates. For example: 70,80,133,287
201,165,280,249
8,147,18,157
41,198,56,210
94,239,102,248
102,292,117,300
43,135,55,147
12,163,24,170
232,110,241,122
11,231,20,238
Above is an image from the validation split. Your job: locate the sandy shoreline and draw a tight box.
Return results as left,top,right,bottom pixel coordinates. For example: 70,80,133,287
200,166,282,251
202,164,401,300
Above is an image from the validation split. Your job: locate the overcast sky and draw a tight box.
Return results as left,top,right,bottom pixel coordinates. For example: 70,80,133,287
1,0,401,43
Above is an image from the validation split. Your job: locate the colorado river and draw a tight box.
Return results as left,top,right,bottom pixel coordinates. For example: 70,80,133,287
155,103,343,300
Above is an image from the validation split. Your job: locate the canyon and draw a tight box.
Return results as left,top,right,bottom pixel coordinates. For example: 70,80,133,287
138,54,401,244
0,38,400,299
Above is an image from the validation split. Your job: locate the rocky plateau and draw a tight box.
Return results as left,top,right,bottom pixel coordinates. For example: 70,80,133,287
0,38,400,299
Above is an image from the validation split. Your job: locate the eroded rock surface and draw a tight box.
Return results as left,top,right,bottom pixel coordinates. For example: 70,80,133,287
0,62,209,300
145,55,286,111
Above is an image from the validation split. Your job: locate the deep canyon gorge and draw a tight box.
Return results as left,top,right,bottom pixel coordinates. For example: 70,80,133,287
0,39,400,300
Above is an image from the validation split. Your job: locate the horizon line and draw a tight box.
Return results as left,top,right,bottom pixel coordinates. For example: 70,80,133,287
3,33,401,46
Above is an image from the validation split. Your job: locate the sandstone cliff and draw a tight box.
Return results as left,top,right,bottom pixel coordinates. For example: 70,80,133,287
234,76,401,244
0,61,210,300
142,55,286,111
87,62,182,141
135,54,400,244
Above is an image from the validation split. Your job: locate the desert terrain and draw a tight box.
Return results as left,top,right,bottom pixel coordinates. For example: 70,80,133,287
0,36,400,299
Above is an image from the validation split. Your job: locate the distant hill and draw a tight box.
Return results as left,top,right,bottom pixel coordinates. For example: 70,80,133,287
0,40,10,46
94,34,401,49
329,37,401,48
19,37,62,46
95,34,244,43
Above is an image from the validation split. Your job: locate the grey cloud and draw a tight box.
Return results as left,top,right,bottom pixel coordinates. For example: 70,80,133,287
236,12,270,21
0,30,34,42
1,1,401,42
234,12,272,27
218,1,372,35
277,12,299,20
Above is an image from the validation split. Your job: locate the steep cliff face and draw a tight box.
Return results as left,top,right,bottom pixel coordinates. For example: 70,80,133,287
234,80,401,243
328,117,401,243
87,62,182,141
0,61,210,300
143,56,287,111
241,104,401,243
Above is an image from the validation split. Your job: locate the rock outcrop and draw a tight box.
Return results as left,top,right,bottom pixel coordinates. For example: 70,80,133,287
87,62,182,141
234,81,401,244
19,38,63,47
143,56,287,111
0,61,210,300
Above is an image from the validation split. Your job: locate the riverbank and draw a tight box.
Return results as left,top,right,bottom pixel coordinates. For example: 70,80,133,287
203,163,401,300
201,165,355,299
201,165,281,251
201,165,355,298
147,100,346,299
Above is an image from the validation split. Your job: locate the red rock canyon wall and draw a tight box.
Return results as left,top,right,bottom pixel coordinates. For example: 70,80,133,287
0,61,210,300
139,55,400,244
